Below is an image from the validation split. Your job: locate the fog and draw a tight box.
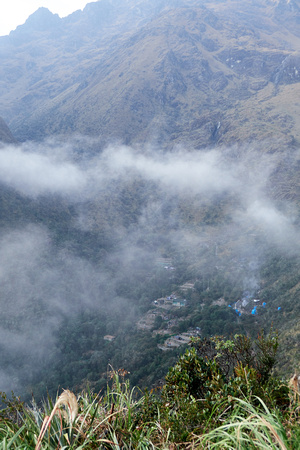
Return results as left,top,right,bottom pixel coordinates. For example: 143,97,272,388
0,138,299,395
0,144,86,196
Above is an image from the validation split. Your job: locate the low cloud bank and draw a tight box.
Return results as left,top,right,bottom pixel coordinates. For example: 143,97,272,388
0,143,86,196
0,137,299,394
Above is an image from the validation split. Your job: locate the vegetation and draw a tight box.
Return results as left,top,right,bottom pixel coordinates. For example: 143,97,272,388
1,332,299,449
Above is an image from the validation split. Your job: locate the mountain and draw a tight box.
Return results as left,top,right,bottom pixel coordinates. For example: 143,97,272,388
0,0,299,148
0,117,17,143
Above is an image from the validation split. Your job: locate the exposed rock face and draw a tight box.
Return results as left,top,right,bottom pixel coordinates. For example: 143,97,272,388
0,117,17,143
272,54,300,85
0,0,299,149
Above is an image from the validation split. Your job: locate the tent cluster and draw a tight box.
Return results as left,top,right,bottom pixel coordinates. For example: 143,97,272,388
228,301,282,316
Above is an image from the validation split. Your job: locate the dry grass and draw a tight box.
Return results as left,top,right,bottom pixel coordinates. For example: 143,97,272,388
289,373,300,405
35,389,78,450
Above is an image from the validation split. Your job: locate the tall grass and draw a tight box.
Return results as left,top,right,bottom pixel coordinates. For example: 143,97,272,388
1,371,299,449
193,396,295,450
0,369,161,449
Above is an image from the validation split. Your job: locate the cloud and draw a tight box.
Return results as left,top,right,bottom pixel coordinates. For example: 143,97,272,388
0,224,111,392
0,139,280,202
95,145,240,195
0,137,299,395
240,199,298,250
0,140,296,261
0,144,86,196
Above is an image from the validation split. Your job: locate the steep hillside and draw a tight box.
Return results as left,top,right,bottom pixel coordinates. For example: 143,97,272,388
0,118,16,143
0,0,299,147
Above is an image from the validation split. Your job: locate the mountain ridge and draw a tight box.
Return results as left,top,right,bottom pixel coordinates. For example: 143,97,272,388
0,0,299,147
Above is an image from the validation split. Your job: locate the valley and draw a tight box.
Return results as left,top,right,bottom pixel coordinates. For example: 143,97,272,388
0,0,299,403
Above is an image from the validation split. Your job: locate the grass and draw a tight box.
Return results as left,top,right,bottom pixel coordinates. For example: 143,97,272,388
193,397,290,449
0,370,299,449
0,369,164,449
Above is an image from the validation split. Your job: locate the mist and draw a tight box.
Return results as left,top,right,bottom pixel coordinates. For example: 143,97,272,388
0,137,299,395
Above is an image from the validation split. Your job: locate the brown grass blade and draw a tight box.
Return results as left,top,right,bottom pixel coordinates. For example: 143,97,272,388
35,390,78,450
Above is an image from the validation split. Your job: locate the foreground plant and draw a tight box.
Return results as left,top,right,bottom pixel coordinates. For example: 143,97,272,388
193,396,290,449
0,369,160,449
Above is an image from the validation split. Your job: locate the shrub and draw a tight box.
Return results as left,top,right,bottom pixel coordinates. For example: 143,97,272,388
159,330,290,442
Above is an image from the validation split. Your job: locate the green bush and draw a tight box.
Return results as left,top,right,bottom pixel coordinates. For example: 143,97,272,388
158,330,290,442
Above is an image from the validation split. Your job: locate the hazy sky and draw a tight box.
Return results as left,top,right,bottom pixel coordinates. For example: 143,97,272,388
0,1,91,36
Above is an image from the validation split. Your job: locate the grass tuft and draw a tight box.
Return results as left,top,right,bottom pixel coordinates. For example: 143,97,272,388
194,397,290,450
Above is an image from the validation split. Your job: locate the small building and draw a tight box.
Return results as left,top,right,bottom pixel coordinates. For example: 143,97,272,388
104,335,116,342
242,297,250,307
172,298,186,307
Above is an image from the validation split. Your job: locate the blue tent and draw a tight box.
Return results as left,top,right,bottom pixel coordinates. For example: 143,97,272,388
251,307,257,315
